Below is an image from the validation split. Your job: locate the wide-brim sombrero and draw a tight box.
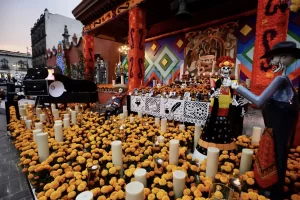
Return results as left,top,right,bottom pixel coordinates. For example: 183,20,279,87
261,41,300,59
113,84,128,92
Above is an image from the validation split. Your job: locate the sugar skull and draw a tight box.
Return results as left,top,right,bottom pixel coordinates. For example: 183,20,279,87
216,56,235,78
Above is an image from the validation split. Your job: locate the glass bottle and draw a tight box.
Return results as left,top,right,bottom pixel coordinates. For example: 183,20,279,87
229,172,243,200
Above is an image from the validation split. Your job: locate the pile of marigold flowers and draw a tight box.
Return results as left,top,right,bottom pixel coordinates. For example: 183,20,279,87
7,106,300,200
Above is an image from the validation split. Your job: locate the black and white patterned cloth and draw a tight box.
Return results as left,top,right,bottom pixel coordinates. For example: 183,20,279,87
130,96,209,125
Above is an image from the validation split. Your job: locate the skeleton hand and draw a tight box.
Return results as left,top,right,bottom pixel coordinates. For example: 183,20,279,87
231,82,239,89
240,107,246,117
112,96,116,100
210,89,222,98
238,97,251,106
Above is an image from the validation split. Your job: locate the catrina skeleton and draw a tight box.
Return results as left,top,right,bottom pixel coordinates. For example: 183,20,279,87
231,41,299,200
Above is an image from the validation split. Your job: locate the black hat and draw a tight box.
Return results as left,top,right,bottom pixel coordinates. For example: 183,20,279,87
261,41,300,59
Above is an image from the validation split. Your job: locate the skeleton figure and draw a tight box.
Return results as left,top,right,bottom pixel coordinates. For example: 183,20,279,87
231,41,299,200
193,56,238,162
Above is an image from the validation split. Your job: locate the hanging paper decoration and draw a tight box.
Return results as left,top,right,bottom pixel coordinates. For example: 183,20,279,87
251,0,289,95
56,41,65,74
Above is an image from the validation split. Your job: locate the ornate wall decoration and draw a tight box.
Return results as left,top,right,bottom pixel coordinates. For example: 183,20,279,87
184,22,239,78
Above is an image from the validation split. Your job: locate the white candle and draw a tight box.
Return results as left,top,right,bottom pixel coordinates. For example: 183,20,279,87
179,124,185,131
19,108,26,117
126,181,144,200
36,133,49,162
206,147,220,179
121,76,124,84
138,111,143,118
157,136,164,143
169,139,179,165
36,108,41,118
55,120,62,124
63,118,70,128
40,114,46,122
71,111,77,125
120,113,125,121
161,118,167,133
51,104,56,112
134,168,147,187
251,127,262,145
112,80,116,86
32,129,42,142
111,140,123,169
123,110,128,118
63,114,69,119
173,170,186,199
123,106,127,111
239,148,254,175
155,117,160,125
54,124,63,142
25,120,32,130
130,116,135,123
194,124,202,150
75,191,93,200
75,105,79,112
246,79,251,88
35,122,43,130
153,80,156,87
53,109,59,119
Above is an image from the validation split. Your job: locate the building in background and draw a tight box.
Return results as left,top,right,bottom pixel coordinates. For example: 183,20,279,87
0,50,32,80
30,8,83,68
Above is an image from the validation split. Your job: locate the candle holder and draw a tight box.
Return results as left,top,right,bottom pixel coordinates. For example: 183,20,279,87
229,172,243,200
87,165,99,189
208,183,234,200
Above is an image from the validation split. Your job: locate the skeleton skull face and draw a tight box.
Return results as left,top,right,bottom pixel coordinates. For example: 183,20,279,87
220,66,232,78
118,88,123,93
269,54,295,73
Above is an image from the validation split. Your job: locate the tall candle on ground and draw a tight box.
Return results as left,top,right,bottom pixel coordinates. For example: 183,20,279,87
153,80,156,87
51,104,56,112
123,110,128,118
194,124,202,150
63,118,70,128
126,182,144,200
206,147,220,179
54,124,63,142
36,133,49,162
36,108,41,118
179,124,185,130
161,118,167,133
32,129,42,142
35,122,43,130
251,127,262,145
130,116,135,123
169,139,179,165
75,105,79,112
123,106,127,111
173,170,186,199
121,76,124,84
111,140,123,169
63,114,69,119
71,111,77,125
155,117,160,125
239,149,254,175
40,114,46,122
75,191,93,200
55,120,62,125
20,108,26,117
53,109,59,119
120,113,125,121
25,120,32,130
134,168,147,187
112,80,116,86
138,111,142,118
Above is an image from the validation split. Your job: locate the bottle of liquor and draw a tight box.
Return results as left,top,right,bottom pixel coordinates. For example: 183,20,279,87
229,171,243,200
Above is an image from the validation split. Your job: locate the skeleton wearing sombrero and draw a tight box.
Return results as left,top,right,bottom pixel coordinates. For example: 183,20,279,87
231,41,300,200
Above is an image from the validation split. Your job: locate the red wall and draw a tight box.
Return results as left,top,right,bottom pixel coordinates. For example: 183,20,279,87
94,37,122,84
46,37,122,84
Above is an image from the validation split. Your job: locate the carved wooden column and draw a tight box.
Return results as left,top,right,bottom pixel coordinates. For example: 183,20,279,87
251,0,289,95
83,33,95,81
128,7,146,92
